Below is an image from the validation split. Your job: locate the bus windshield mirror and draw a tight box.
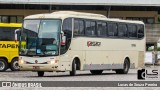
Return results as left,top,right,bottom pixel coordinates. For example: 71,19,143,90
14,28,21,41
61,36,66,45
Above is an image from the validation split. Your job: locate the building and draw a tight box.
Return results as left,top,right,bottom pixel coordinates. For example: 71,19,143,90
0,0,160,50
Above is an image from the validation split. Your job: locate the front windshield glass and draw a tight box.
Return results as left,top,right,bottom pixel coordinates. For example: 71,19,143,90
20,19,61,56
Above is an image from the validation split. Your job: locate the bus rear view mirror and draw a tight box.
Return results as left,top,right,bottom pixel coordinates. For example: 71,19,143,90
15,29,21,42
60,31,66,45
61,36,66,45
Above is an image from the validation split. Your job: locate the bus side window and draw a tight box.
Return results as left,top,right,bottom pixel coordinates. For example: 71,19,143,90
137,25,144,39
97,22,106,37
118,24,128,38
85,20,96,36
74,19,85,36
128,24,137,38
79,20,85,35
0,27,16,41
74,19,79,36
108,23,118,37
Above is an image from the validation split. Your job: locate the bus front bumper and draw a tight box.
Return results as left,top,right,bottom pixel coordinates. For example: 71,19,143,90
19,64,60,71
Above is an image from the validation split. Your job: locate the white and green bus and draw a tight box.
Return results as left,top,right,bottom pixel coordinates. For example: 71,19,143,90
17,11,145,76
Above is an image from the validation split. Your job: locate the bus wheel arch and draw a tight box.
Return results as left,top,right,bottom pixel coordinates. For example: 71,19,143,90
115,57,130,74
10,57,19,71
0,57,9,72
125,57,130,68
74,57,81,70
70,57,81,76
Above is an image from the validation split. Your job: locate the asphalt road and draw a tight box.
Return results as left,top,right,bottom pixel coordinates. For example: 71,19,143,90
0,66,160,90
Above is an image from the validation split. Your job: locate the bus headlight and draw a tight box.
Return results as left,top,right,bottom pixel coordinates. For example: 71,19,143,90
48,60,59,64
18,57,25,64
18,59,25,64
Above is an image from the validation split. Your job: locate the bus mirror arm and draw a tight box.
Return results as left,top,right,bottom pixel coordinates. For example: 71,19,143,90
61,31,64,37
15,29,21,42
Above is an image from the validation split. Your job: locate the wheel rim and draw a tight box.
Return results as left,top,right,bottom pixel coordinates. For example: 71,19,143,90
13,61,19,70
0,61,5,70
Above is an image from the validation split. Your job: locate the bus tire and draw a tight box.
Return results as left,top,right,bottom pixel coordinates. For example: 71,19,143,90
37,71,44,77
90,70,103,75
115,59,130,74
70,60,76,76
10,58,20,71
0,58,8,72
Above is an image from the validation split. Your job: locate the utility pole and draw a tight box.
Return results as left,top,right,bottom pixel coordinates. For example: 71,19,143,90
106,6,111,18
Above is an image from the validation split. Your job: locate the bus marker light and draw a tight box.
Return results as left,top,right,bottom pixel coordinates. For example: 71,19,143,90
48,60,59,64
50,60,55,64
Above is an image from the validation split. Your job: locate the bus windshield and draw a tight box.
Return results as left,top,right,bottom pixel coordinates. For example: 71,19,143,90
19,19,61,56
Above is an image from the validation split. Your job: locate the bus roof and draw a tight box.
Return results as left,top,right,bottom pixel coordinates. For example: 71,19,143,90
25,11,144,24
0,23,22,28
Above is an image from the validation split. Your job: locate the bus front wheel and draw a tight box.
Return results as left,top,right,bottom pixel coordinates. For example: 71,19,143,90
90,70,103,75
10,58,20,71
37,71,44,77
0,58,8,72
115,59,130,74
70,60,76,76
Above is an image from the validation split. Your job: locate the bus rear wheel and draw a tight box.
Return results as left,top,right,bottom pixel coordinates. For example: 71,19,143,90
115,59,130,74
0,58,8,72
90,70,103,75
70,60,76,76
10,58,20,71
37,71,44,77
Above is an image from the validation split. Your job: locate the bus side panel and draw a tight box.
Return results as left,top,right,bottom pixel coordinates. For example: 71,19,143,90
85,51,108,65
0,41,18,63
0,51,9,61
107,51,138,68
9,51,18,62
59,50,85,71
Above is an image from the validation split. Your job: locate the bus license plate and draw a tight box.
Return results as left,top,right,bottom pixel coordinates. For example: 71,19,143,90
33,66,40,70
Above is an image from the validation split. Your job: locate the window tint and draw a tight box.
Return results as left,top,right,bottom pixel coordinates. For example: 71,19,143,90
85,21,96,36
0,27,18,41
0,15,24,23
17,16,23,23
0,16,1,23
74,19,84,36
118,24,128,37
137,25,144,38
2,16,9,23
62,18,72,32
108,23,118,37
128,24,137,38
10,16,17,23
97,22,106,36
79,20,85,35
